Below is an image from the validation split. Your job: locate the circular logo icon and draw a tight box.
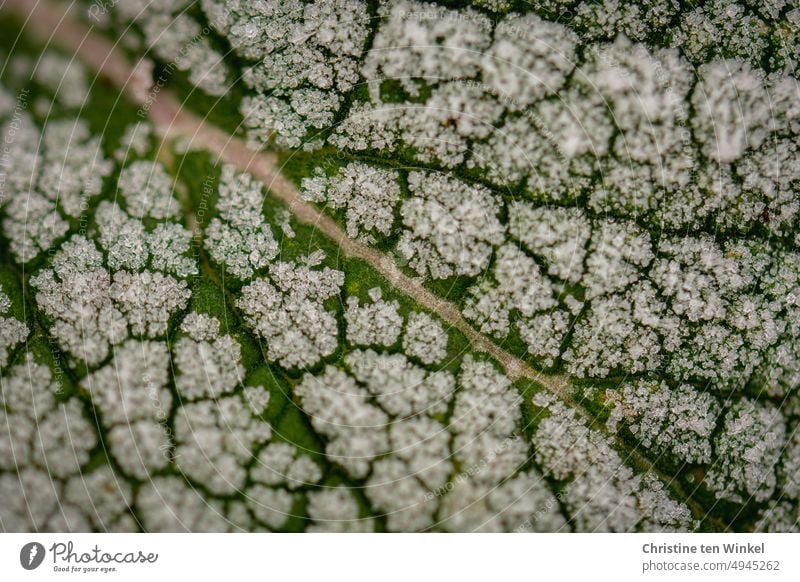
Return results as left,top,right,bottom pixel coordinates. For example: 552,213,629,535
20,542,45,570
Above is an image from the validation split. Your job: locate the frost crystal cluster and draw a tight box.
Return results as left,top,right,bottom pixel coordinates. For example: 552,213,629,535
1,0,799,533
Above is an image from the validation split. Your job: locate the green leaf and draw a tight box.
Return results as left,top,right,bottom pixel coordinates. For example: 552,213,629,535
0,0,798,533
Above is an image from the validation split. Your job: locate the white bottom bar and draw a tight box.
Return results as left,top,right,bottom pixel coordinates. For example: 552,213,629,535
1,533,797,581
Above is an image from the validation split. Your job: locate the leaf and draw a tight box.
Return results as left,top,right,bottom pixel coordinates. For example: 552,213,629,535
0,0,798,533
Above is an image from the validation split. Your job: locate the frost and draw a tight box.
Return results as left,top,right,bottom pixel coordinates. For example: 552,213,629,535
755,501,800,533
463,244,556,338
31,236,190,364
468,96,607,196
677,1,769,68
137,476,233,532
1,469,88,530
533,393,695,532
247,486,293,529
574,0,679,42
606,379,721,464
216,0,370,147
238,261,343,368
38,119,113,217
345,349,455,417
0,286,27,369
397,171,505,279
450,357,525,481
296,351,453,528
83,340,172,478
402,312,448,365
0,356,97,529
1,356,61,472
117,121,152,158
180,312,221,341
2,191,69,264
205,220,279,279
307,488,374,532
483,14,577,108
33,52,89,108
174,314,244,400
148,222,197,277
333,84,504,168
583,221,653,299
565,283,667,377
440,470,567,533
0,109,73,262
508,203,590,284
363,1,492,98
516,311,570,367
96,201,148,270
109,270,191,337
706,399,785,503
295,366,389,479
204,165,278,279
439,357,566,532
301,163,401,241
63,466,134,531
117,160,180,220
96,201,197,277
175,392,272,495
3,0,800,534
692,59,770,163
216,164,267,227
252,443,322,490
30,236,127,365
345,288,404,348
119,3,230,96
